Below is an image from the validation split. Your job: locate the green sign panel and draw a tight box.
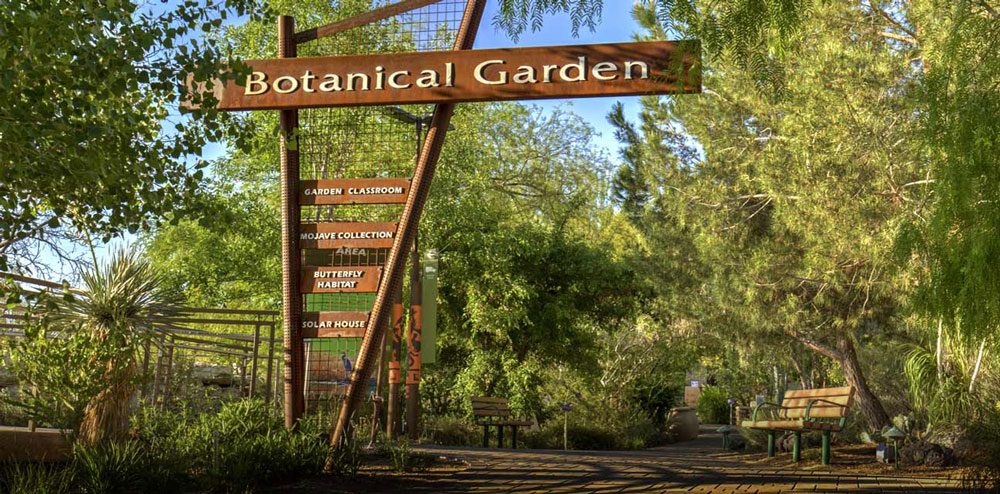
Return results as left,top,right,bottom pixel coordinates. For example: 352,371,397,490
421,249,439,364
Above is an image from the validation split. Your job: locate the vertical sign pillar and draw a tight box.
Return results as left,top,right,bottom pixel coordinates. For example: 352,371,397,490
387,288,404,438
278,15,304,429
406,236,422,440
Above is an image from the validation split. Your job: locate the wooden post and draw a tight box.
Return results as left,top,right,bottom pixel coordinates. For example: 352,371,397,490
406,235,422,441
278,14,304,429
249,323,261,397
161,344,175,408
265,321,276,401
331,0,487,449
387,289,404,439
139,341,151,400
274,356,282,408
368,324,388,445
150,339,164,405
239,357,248,396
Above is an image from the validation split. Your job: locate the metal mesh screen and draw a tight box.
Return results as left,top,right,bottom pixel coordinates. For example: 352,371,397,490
298,0,466,416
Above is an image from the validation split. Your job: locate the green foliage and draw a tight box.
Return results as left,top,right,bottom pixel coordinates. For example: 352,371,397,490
696,386,730,424
0,462,75,494
2,248,178,440
424,416,480,447
132,400,343,493
384,439,433,473
1,316,110,429
0,0,266,271
492,0,603,40
72,441,155,494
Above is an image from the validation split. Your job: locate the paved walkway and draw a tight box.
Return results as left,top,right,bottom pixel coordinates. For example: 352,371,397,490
401,426,965,493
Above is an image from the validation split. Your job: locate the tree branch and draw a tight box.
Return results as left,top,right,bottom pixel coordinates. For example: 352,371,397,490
878,31,920,45
786,329,842,361
868,1,920,40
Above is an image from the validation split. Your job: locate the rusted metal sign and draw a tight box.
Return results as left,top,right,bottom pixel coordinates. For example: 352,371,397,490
193,41,700,111
301,311,369,338
300,222,398,249
300,178,410,205
301,266,382,293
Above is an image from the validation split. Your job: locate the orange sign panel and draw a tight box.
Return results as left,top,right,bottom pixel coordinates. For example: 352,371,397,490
301,266,381,293
299,222,398,249
190,41,701,111
300,178,410,205
301,311,369,338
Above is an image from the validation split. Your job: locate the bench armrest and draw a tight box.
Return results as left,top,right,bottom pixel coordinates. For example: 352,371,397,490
752,401,784,422
805,398,848,421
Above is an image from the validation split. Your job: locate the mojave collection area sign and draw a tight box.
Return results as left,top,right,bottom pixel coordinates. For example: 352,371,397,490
192,41,701,110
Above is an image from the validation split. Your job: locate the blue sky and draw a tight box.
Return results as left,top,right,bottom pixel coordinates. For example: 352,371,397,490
475,2,643,154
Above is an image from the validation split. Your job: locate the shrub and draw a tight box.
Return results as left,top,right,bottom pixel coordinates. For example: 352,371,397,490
737,426,770,453
424,416,480,447
523,421,621,451
696,386,730,424
131,400,345,493
0,462,75,494
72,441,155,494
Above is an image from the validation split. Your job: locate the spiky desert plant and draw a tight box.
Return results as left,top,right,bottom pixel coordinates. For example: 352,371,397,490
59,247,180,445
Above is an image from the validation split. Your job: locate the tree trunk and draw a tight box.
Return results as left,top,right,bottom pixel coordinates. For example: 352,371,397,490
835,335,891,431
789,330,892,431
78,361,135,445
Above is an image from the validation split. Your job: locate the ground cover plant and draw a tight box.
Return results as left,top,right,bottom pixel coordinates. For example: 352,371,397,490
0,400,359,494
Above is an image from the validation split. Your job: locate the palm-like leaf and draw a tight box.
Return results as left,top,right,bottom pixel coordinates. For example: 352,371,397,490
59,248,179,348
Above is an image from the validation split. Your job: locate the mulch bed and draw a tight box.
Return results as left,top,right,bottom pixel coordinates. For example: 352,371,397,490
733,443,970,479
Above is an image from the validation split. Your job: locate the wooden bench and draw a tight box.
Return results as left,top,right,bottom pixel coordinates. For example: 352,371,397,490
471,397,533,449
741,386,854,465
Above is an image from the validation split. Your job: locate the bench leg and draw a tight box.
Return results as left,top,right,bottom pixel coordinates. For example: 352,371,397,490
483,424,489,448
497,424,505,448
821,431,831,465
767,430,776,457
792,431,802,462
512,426,518,449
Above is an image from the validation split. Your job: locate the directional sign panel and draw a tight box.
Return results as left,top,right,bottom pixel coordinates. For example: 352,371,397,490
301,266,382,293
301,311,369,338
300,222,398,249
300,178,410,205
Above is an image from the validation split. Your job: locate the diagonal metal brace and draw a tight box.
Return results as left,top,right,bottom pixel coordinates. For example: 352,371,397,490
329,0,487,448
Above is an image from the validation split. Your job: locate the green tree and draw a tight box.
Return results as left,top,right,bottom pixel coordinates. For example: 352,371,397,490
3,249,178,442
615,0,932,430
0,0,264,273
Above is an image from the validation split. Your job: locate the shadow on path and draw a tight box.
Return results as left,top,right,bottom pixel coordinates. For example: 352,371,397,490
400,424,967,493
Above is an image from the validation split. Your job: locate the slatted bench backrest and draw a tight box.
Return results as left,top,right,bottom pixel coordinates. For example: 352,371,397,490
779,386,854,420
472,397,510,420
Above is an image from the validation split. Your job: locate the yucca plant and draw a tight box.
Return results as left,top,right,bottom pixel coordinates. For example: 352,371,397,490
57,248,180,445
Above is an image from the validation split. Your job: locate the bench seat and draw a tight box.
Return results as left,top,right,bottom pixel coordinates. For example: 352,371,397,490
471,397,532,449
741,386,854,465
741,419,842,431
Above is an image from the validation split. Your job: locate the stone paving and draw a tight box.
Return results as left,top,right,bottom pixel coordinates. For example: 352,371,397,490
397,426,966,494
